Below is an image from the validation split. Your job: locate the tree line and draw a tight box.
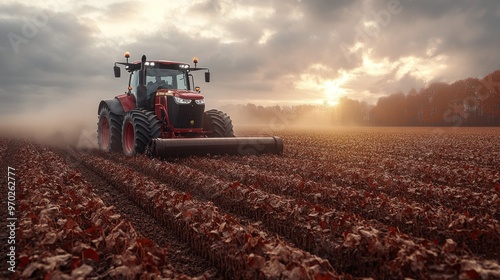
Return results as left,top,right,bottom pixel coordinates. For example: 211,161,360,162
221,70,500,126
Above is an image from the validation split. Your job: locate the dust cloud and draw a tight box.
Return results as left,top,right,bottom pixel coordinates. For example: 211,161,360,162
0,95,350,150
0,94,99,149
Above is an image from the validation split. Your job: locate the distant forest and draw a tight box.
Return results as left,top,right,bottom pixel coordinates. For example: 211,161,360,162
222,70,500,127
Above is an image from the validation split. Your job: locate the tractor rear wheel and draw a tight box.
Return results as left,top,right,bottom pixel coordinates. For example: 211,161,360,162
122,110,161,156
203,109,235,137
98,106,123,152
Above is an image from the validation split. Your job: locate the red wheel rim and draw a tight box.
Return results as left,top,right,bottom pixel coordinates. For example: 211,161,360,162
100,117,110,149
124,122,135,154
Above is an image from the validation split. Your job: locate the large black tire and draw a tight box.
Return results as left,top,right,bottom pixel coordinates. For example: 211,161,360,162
98,106,123,152
203,109,235,137
122,110,161,156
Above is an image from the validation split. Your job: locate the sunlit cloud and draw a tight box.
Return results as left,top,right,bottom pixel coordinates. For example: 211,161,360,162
293,40,450,106
258,29,276,45
294,64,352,105
221,2,275,20
395,55,448,82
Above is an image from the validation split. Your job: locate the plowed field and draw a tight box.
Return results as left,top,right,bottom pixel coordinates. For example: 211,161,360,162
1,127,499,279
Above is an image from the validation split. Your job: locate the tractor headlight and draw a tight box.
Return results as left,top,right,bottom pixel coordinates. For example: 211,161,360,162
195,99,205,105
174,96,192,104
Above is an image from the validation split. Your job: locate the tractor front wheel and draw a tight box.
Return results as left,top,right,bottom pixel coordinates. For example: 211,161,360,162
98,106,122,152
122,110,160,156
203,109,235,137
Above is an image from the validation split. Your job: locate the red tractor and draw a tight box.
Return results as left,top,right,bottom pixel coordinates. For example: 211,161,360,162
97,53,283,157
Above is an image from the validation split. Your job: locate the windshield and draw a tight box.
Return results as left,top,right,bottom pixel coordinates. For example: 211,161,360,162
146,68,188,94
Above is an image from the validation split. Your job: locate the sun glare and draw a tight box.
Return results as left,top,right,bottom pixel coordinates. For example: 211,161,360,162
295,64,353,106
323,80,343,106
322,70,352,106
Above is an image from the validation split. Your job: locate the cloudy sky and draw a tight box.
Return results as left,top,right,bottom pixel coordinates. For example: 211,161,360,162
0,0,499,138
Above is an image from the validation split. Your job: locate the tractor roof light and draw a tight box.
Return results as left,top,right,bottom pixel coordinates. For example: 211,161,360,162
193,57,198,68
124,51,130,63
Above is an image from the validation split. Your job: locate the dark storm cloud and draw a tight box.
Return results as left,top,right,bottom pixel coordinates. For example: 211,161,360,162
366,0,500,82
299,0,355,19
378,1,497,58
0,3,120,115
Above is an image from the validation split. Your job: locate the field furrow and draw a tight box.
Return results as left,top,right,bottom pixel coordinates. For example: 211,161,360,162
221,149,499,220
11,142,200,279
172,155,500,259
70,149,339,279
87,149,500,278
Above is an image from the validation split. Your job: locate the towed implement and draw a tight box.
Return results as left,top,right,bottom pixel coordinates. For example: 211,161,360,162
97,52,283,157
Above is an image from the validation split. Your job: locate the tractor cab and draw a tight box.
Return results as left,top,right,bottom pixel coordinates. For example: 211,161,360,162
129,68,186,94
112,55,211,134
114,54,209,106
129,66,190,110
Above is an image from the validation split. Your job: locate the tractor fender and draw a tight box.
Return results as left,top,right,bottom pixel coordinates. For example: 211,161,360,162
98,98,125,116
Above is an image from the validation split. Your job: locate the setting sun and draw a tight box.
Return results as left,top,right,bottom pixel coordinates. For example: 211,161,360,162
323,80,343,106
323,70,352,106
294,65,352,106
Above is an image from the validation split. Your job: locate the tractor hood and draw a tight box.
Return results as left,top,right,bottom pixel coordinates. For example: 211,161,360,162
156,89,204,100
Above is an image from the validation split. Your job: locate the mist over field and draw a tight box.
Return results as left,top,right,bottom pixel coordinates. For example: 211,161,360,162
0,94,98,148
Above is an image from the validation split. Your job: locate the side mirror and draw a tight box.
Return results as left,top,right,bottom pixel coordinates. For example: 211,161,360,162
205,71,210,83
113,65,121,78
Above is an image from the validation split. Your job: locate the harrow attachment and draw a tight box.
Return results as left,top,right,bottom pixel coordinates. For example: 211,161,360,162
147,137,283,158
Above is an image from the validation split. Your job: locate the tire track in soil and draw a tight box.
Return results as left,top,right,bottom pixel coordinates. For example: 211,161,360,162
0,139,17,279
59,148,223,279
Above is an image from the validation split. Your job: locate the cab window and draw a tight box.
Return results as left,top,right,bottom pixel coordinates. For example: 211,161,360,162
129,70,139,96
